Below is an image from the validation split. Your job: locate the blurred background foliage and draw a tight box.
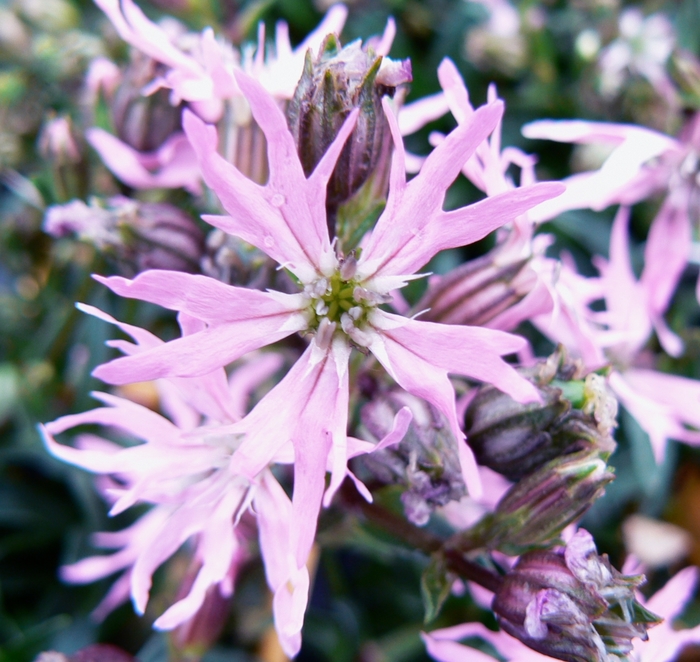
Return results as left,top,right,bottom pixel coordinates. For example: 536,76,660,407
3,0,700,660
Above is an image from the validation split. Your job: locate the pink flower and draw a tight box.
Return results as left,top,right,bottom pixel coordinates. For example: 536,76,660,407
91,67,562,489
522,113,696,306
94,0,348,122
44,303,414,655
533,206,700,462
41,306,317,655
597,8,676,101
79,68,562,649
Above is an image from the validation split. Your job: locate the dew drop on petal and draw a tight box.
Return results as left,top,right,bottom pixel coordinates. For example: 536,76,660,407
271,193,285,207
264,235,274,248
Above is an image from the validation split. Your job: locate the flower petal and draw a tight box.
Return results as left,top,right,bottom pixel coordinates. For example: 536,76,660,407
87,129,202,194
91,272,306,383
367,311,537,497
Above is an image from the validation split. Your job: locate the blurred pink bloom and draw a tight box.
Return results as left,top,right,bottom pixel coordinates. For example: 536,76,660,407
534,206,700,461
523,112,697,305
422,563,700,662
94,0,348,122
86,129,202,194
598,8,676,100
41,308,318,655
45,303,416,655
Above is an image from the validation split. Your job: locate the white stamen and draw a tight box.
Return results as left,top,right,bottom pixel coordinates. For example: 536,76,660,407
315,300,329,316
339,255,358,280
306,278,328,297
348,306,363,320
316,317,336,350
340,312,355,335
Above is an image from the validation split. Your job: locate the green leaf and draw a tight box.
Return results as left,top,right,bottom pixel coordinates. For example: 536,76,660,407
420,554,451,624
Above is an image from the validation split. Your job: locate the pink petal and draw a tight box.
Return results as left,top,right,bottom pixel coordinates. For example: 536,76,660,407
255,471,309,658
94,0,202,74
153,487,246,629
522,119,676,149
183,72,358,281
624,368,700,430
359,100,504,277
359,98,563,280
228,339,350,566
646,566,698,620
641,196,691,322
398,91,450,136
87,129,202,194
45,392,178,443
92,272,306,384
422,632,499,662
367,312,537,497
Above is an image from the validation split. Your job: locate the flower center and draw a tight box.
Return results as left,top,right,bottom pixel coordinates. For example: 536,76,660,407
304,257,385,348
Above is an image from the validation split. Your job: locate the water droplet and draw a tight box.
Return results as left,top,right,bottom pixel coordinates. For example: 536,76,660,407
271,193,285,207
264,235,274,247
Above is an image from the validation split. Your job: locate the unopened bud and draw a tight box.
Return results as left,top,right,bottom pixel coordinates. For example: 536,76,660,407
110,51,182,152
358,391,466,526
39,115,87,201
286,34,411,244
170,585,231,656
492,530,660,662
44,196,204,275
480,449,614,555
465,348,617,481
416,252,536,327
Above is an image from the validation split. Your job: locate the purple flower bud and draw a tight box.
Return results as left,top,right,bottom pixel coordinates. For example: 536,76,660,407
480,449,614,555
492,530,661,662
286,34,411,244
44,196,204,275
416,252,537,327
465,348,617,481
38,115,87,201
110,51,182,152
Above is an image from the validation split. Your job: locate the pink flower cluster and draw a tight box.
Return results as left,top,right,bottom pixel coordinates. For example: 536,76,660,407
41,1,700,659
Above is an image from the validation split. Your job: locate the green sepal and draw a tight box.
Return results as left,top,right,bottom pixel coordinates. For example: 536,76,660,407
420,553,452,624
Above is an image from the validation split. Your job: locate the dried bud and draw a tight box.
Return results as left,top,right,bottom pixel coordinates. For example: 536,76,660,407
44,196,204,275
286,34,411,244
358,391,466,526
492,530,661,662
465,348,617,481
479,449,614,555
110,51,182,152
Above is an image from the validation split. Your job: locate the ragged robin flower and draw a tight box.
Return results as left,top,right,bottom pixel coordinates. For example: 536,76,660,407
76,65,563,654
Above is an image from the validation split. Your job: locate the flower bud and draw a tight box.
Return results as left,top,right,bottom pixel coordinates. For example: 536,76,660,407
465,348,617,481
286,34,411,244
492,530,660,662
358,391,466,526
44,196,204,275
416,252,537,327
38,114,87,201
480,449,614,555
110,51,182,152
